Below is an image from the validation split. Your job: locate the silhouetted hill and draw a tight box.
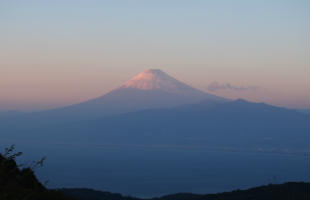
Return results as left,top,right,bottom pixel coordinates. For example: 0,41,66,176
59,182,310,200
60,188,200,200
0,145,68,200
187,182,310,200
59,188,141,200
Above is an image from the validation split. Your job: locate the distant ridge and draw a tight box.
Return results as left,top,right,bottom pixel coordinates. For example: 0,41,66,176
5,98,310,156
294,109,310,115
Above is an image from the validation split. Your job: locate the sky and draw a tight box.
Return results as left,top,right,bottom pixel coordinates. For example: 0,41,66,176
1,0,310,111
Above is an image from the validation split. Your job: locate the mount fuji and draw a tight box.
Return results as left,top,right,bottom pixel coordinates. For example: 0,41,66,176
58,69,229,120
0,69,229,132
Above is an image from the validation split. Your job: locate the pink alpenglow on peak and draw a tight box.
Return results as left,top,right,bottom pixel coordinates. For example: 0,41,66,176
118,69,200,95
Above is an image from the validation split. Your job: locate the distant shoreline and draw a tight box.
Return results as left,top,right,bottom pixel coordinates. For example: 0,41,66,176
1,141,310,157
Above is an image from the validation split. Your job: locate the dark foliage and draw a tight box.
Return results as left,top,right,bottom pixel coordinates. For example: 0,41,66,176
60,188,200,200
187,182,310,200
60,182,310,200
0,145,68,200
59,188,141,200
152,193,201,200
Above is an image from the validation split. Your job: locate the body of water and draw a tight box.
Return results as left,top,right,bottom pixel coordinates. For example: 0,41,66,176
1,144,310,198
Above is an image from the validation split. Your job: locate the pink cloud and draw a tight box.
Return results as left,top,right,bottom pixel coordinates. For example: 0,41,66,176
207,81,260,91
207,82,226,91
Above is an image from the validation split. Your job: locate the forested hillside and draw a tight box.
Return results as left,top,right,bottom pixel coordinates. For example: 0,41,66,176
0,145,68,200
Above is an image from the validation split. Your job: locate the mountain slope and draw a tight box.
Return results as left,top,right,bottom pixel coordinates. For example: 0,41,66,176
8,99,310,155
0,69,228,134
295,109,310,114
44,69,228,120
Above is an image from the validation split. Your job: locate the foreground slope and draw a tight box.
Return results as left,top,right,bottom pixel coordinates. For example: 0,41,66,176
8,99,310,155
0,69,228,135
0,146,68,200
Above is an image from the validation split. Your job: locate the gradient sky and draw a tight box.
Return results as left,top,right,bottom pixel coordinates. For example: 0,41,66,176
1,0,310,111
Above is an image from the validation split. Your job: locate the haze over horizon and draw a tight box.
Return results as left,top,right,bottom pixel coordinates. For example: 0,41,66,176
1,1,310,111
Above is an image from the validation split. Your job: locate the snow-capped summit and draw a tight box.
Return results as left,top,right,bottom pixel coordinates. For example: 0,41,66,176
117,69,207,96
117,69,189,95
119,69,184,91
